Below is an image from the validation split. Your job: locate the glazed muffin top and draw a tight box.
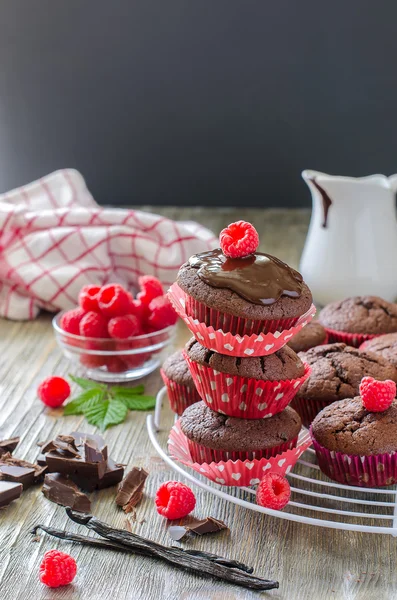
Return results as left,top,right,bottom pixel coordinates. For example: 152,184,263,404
162,350,195,388
318,296,397,335
185,337,305,381
288,321,327,353
296,343,397,403
360,333,397,368
311,396,397,455
177,249,313,320
180,401,301,452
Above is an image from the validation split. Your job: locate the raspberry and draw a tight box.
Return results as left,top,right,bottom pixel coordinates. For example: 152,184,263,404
155,481,196,520
131,298,147,321
137,276,164,306
80,354,107,369
98,284,132,317
79,311,109,338
60,308,85,335
219,220,259,258
146,295,178,331
359,376,396,412
256,473,291,510
105,356,127,373
39,549,77,588
78,285,101,312
108,314,142,339
38,376,71,408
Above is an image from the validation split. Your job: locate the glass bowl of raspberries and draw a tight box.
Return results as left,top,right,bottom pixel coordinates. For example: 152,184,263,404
52,278,178,382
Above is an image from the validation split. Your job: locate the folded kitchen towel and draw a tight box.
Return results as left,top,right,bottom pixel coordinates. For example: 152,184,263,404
0,169,216,320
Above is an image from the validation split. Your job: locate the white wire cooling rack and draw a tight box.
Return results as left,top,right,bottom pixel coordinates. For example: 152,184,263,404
147,387,397,535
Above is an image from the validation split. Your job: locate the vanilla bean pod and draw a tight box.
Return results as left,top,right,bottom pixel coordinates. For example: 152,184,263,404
64,509,278,591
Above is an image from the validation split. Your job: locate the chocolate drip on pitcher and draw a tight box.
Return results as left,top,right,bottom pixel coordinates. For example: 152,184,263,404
310,178,332,228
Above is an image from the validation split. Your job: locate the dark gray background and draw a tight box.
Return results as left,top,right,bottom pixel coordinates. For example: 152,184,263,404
1,1,397,207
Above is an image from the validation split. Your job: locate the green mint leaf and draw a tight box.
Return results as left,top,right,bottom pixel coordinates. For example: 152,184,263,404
110,385,145,396
63,389,104,416
69,374,105,391
84,397,128,431
115,393,156,411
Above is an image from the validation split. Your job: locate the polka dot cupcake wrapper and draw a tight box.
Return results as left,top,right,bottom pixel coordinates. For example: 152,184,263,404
184,352,311,419
323,327,379,349
185,295,302,336
168,420,312,487
160,369,201,416
186,437,298,463
168,283,316,357
310,427,397,487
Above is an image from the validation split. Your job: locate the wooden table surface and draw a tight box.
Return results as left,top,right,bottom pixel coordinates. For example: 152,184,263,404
0,207,396,600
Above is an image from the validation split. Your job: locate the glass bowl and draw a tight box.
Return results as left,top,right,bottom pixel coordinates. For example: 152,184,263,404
52,311,177,382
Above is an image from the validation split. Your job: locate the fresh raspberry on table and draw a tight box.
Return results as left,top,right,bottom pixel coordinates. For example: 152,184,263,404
60,308,85,335
108,314,142,339
98,284,132,318
37,376,71,408
137,276,164,306
146,295,178,330
155,481,196,520
78,285,101,312
359,376,396,412
79,311,109,338
219,220,259,258
39,549,77,588
256,473,291,510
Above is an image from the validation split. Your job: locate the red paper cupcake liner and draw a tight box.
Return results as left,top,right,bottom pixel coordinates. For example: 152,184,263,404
184,352,311,419
168,421,312,487
323,327,378,348
168,283,316,357
160,369,201,416
185,295,302,336
187,436,298,463
290,396,334,428
311,428,397,487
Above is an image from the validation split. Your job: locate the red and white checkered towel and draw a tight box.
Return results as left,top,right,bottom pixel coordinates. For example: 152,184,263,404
0,169,216,320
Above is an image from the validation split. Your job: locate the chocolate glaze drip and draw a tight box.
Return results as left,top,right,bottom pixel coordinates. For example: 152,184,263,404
310,178,332,228
189,249,303,305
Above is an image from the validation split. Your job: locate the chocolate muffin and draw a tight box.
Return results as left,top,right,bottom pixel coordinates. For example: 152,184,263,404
291,343,397,427
180,401,301,462
177,249,313,336
288,321,327,353
360,333,397,368
185,337,305,381
311,397,397,486
318,296,397,346
161,350,201,415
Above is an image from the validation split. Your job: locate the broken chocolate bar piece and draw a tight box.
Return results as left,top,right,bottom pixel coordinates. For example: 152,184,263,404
0,437,20,457
115,467,148,512
186,517,229,535
42,473,91,512
0,453,47,489
70,458,124,492
0,480,23,508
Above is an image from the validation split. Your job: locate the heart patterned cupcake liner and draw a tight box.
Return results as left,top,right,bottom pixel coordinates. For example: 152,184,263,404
168,420,312,487
184,351,311,419
160,369,201,416
168,283,316,358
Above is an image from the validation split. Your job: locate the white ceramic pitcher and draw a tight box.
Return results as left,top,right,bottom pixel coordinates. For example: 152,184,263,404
299,170,397,305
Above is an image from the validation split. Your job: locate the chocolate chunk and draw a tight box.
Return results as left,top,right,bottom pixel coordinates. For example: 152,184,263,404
70,458,124,492
0,480,23,507
0,437,20,457
42,473,91,512
186,517,229,535
115,467,148,512
0,453,46,489
72,432,108,461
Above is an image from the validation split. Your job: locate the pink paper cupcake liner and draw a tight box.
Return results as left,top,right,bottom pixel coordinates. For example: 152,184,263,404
311,430,397,487
160,369,201,416
186,436,298,463
168,420,312,487
185,295,302,336
184,351,311,419
323,327,378,348
290,396,334,428
168,283,316,357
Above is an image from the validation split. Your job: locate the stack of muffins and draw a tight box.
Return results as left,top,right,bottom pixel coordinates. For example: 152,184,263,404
162,221,315,466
